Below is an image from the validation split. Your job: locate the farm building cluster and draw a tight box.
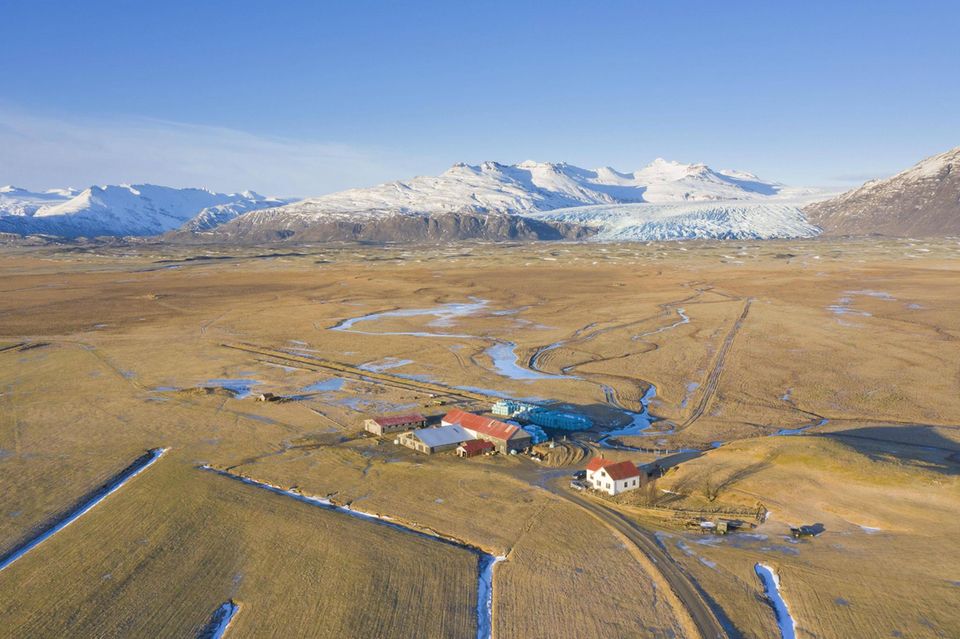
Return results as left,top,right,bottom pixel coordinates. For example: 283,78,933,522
363,404,657,501
364,406,546,457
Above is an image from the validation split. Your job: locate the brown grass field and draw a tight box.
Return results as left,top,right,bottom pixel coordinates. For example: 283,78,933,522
1,237,958,637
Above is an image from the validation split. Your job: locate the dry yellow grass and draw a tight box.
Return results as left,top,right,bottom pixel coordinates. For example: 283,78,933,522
649,435,960,638
0,453,477,638
1,237,959,637
494,499,686,639
218,437,548,553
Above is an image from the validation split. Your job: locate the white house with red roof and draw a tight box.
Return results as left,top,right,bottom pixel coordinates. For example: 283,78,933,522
585,457,642,495
441,409,532,454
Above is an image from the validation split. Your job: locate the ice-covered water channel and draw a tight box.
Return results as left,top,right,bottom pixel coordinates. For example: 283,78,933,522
632,307,690,340
331,298,566,382
595,385,659,446
755,563,797,639
331,299,489,339
201,601,240,639
331,298,819,443
0,448,167,573
486,341,567,381
202,467,505,639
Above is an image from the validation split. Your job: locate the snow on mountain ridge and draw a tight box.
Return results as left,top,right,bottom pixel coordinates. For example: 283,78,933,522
0,185,78,217
0,184,285,237
270,158,787,224
2,157,824,242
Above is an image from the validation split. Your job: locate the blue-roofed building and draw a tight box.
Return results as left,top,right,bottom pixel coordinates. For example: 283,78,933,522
492,400,592,432
397,424,474,454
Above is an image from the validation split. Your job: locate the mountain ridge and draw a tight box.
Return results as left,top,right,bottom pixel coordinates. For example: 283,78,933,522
0,184,288,238
805,146,960,236
2,157,833,242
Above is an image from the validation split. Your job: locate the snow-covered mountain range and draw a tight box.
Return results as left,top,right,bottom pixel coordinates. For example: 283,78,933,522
179,159,829,242
2,158,837,242
0,185,80,216
251,158,790,221
805,145,960,236
0,184,287,238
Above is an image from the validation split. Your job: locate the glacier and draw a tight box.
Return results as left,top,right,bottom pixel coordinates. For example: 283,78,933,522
264,158,792,222
529,200,821,241
1,157,834,241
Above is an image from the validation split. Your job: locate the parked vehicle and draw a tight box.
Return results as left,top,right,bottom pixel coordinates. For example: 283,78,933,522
570,480,586,490
572,470,586,480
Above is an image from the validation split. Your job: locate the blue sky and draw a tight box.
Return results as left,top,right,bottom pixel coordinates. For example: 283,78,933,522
1,1,958,195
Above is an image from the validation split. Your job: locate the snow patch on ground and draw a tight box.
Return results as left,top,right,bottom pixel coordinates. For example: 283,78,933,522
477,555,505,639
0,448,167,573
755,563,797,639
204,601,240,639
202,467,504,639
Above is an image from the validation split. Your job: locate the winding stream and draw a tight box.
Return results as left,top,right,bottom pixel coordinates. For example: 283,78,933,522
595,385,659,446
486,341,568,381
632,307,690,341
202,467,504,639
331,298,568,383
331,299,488,339
331,298,818,443
777,417,829,436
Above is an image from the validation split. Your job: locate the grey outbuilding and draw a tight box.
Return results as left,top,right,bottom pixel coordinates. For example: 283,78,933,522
397,424,473,454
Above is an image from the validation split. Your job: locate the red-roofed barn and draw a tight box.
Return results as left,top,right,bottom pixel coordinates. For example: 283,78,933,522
457,439,495,458
441,409,532,454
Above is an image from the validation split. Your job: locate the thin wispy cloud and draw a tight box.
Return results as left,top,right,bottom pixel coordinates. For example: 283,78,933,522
0,105,425,197
828,172,886,184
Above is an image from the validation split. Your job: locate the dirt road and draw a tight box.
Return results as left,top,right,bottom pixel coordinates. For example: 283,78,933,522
553,486,729,639
679,299,752,431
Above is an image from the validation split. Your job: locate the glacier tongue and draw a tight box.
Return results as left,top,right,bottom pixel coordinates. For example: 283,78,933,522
530,201,820,241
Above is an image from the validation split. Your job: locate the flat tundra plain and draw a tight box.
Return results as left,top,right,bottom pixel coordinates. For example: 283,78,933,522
0,237,958,638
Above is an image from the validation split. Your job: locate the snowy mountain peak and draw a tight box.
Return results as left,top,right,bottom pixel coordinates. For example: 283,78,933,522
1,156,821,242
637,158,711,180
243,157,796,240
887,145,959,182
0,183,287,237
0,185,78,198
0,185,78,217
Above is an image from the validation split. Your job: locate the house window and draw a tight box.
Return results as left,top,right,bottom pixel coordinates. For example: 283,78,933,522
606,482,611,489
